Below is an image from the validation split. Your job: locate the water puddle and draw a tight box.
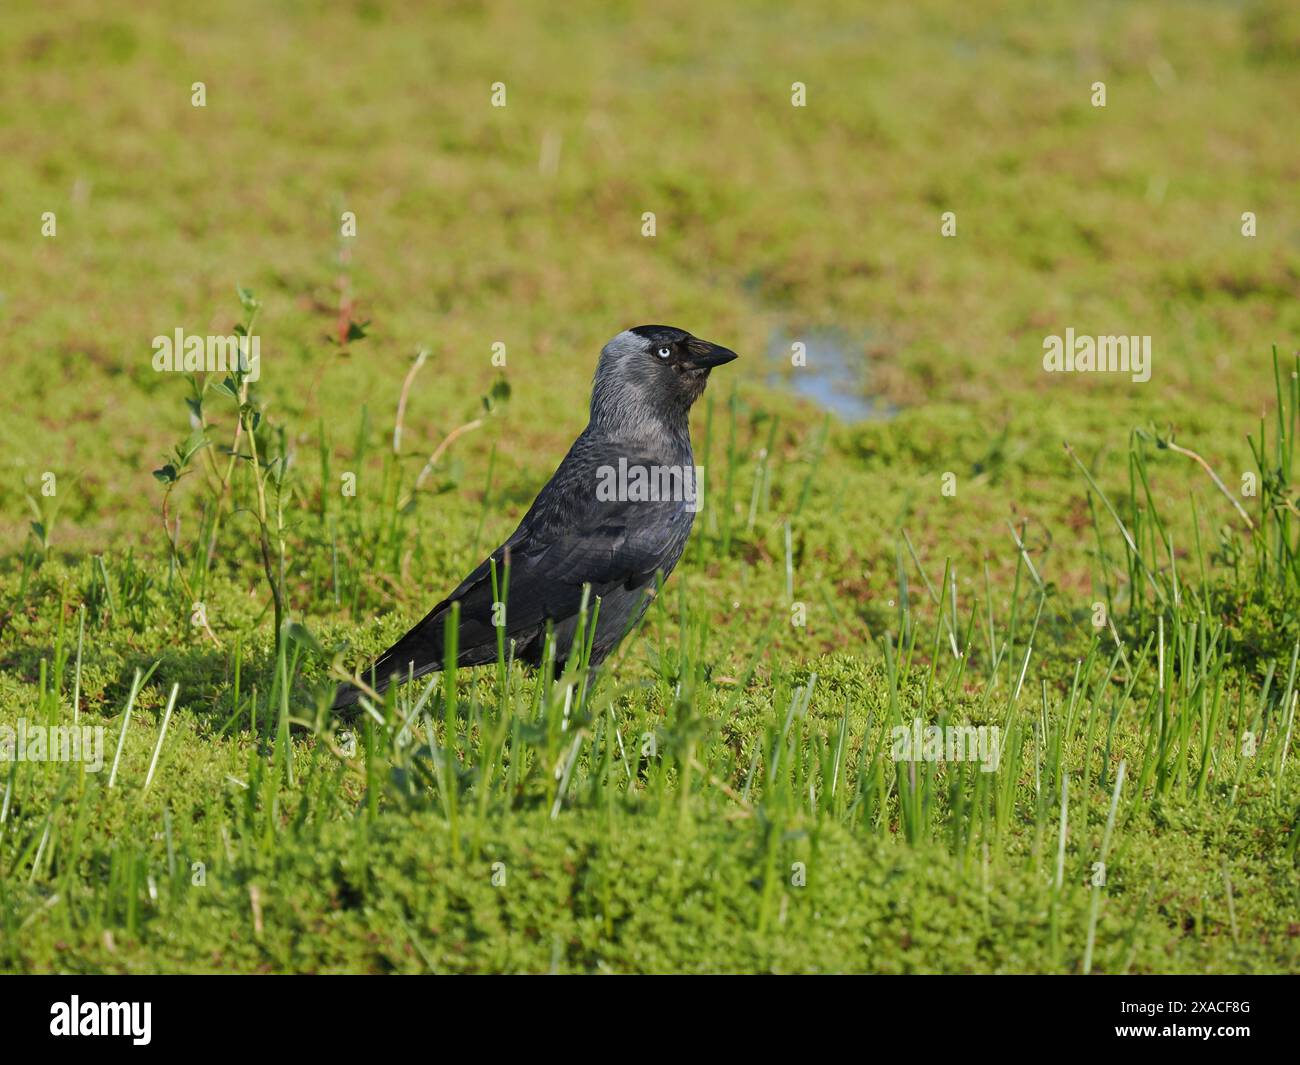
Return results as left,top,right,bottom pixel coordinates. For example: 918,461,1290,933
764,327,897,423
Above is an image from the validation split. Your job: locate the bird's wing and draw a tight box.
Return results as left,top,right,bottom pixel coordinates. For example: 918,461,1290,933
338,438,693,702
492,494,692,624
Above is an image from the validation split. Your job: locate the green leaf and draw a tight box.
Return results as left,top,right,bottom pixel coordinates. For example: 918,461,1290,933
180,430,209,465
152,464,178,484
483,375,511,412
236,285,260,312
283,620,324,655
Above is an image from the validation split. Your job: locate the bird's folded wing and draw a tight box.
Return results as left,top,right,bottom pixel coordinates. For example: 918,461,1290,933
450,494,691,634
360,457,692,685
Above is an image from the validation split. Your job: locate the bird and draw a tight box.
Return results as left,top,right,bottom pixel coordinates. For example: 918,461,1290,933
332,325,738,710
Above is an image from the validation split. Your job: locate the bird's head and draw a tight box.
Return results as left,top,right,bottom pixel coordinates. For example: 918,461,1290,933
591,325,739,430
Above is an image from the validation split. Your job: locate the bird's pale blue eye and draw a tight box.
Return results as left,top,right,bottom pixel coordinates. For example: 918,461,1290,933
657,347,671,359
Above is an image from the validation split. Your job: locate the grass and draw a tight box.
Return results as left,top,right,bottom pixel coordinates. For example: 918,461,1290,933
0,0,1298,973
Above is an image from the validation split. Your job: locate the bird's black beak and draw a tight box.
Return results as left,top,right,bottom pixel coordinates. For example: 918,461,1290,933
681,338,739,372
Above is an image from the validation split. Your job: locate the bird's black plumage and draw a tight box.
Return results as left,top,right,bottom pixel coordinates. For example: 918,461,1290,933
332,326,738,709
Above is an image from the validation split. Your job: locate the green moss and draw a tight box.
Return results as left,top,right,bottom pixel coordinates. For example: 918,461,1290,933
1,0,1297,973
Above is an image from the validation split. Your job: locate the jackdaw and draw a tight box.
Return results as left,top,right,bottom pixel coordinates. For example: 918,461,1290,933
332,325,738,709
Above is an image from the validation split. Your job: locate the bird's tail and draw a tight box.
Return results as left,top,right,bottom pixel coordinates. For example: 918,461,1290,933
332,627,514,710
331,612,448,711
331,551,511,712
